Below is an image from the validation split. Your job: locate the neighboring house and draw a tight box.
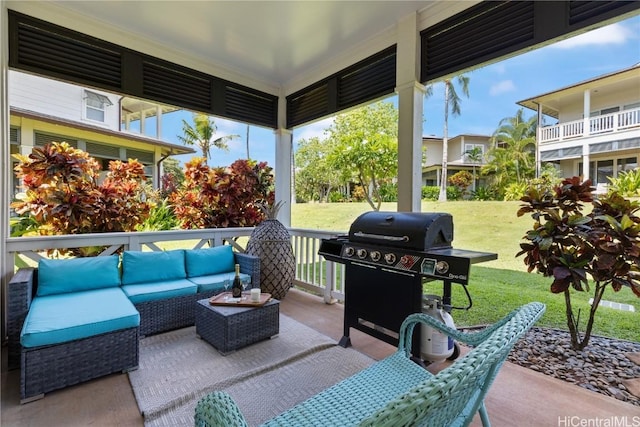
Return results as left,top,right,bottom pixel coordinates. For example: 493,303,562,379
421,134,491,190
9,71,194,197
518,64,640,188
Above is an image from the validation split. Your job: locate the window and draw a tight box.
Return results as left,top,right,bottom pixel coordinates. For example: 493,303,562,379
618,157,637,173
596,160,614,185
600,106,620,115
84,90,112,122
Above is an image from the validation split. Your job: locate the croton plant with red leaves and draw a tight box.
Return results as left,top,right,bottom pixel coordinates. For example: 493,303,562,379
169,157,274,229
517,176,639,350
12,142,152,256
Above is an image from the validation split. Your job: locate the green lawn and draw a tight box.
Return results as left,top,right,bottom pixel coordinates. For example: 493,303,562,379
292,201,639,342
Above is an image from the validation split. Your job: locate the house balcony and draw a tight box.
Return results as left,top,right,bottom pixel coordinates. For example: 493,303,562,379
2,228,638,425
538,107,640,144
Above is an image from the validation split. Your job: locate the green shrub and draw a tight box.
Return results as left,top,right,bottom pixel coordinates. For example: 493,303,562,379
328,191,346,203
137,199,179,231
10,215,39,237
471,186,496,201
447,186,462,200
421,186,439,200
503,182,529,201
421,185,461,200
608,168,640,197
378,182,398,202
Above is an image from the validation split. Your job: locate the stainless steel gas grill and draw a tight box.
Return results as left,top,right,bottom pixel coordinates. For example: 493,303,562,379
318,211,497,359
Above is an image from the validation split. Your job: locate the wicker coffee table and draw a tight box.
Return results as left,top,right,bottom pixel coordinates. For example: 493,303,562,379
195,298,279,355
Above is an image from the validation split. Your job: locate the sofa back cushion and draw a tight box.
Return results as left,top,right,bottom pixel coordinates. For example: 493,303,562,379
122,250,186,285
37,256,121,296
185,246,235,278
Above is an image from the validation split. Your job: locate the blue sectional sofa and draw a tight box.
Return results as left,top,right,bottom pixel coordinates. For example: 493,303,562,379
7,245,260,403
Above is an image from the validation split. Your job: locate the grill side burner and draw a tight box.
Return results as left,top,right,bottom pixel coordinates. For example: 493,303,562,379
318,211,497,358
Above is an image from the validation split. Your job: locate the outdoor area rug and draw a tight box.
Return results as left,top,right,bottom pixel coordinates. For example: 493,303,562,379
128,314,374,426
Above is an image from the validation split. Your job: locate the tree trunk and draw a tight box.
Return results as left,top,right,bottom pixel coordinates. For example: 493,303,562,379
578,282,607,350
439,84,450,202
564,289,581,350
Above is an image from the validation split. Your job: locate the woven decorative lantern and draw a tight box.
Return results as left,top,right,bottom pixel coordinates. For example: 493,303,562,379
246,202,295,300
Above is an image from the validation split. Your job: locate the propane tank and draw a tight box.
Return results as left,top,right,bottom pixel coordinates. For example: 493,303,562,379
420,294,455,363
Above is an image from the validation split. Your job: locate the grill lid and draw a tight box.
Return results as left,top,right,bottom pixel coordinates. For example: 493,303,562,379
348,211,453,251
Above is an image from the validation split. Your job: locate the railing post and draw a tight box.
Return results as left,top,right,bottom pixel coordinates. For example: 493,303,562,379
324,260,337,304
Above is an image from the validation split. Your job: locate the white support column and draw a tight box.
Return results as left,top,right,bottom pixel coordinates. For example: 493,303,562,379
536,104,543,178
582,89,591,182
274,129,292,226
395,12,424,213
274,95,292,227
156,105,162,139
583,89,591,138
1,3,10,344
140,108,145,135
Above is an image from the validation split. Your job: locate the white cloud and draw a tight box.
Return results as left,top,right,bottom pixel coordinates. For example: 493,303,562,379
489,80,516,96
552,23,632,49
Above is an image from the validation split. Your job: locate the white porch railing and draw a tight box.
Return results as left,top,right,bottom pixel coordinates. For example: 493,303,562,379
538,107,640,143
3,227,346,338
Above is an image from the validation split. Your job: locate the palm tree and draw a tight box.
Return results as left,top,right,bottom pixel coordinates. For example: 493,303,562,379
438,75,470,201
489,108,537,183
178,114,238,164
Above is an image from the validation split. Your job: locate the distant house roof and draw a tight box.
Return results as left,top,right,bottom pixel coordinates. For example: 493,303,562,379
517,63,640,119
10,106,194,156
422,134,491,142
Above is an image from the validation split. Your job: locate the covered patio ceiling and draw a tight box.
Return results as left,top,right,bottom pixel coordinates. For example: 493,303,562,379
33,0,453,94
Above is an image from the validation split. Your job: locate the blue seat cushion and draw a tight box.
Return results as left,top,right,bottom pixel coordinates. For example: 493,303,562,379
121,279,197,304
185,246,235,278
122,250,186,285
37,255,121,296
188,272,251,294
21,287,139,348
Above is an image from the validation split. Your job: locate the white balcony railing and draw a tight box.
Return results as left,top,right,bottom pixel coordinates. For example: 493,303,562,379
538,107,640,144
3,227,346,337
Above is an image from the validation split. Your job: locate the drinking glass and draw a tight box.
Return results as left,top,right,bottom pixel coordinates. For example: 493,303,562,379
223,279,231,298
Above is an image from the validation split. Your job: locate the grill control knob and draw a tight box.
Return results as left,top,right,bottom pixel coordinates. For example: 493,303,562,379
344,247,355,257
436,261,449,274
370,251,381,262
384,253,396,264
357,249,368,259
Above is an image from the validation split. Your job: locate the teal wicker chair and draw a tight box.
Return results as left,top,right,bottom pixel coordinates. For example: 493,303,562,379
194,302,545,427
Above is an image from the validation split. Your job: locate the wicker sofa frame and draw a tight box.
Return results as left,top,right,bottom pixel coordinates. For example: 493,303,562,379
195,302,546,427
7,251,260,403
134,252,260,336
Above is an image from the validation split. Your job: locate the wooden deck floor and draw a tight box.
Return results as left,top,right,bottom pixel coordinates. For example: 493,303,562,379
2,288,638,426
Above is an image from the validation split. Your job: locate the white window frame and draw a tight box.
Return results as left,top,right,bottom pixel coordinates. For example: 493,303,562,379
84,90,112,123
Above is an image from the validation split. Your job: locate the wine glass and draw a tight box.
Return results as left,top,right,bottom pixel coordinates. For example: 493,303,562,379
223,279,231,299
241,280,249,297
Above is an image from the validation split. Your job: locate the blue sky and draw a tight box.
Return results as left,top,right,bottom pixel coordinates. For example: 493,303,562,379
162,15,640,169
